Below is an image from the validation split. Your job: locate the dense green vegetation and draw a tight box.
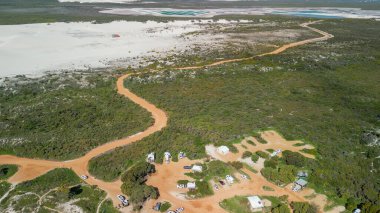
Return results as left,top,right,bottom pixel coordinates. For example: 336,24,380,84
99,199,119,213
120,162,159,210
0,168,110,212
15,168,80,194
290,202,317,213
0,181,11,198
0,164,18,180
89,18,380,208
0,71,152,160
160,201,172,212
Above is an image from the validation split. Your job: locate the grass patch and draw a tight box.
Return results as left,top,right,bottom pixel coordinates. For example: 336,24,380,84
220,195,251,213
187,180,214,199
300,148,318,156
263,185,275,191
160,201,172,212
243,163,258,174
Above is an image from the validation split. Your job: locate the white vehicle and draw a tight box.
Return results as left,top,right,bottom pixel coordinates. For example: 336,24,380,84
176,184,185,189
214,184,219,190
117,195,129,206
175,207,184,213
270,149,282,157
80,175,88,180
241,174,248,179
226,175,234,184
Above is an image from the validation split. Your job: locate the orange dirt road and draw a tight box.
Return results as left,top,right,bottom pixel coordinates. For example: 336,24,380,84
0,20,333,212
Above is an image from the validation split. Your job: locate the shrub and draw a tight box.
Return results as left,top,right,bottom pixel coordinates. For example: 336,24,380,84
229,161,243,170
251,154,259,163
290,202,317,213
242,151,252,158
160,202,171,212
264,158,279,169
272,203,291,213
256,151,269,159
282,151,306,167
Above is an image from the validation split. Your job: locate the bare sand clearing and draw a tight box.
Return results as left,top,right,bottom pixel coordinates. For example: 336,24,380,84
0,21,336,212
145,131,316,213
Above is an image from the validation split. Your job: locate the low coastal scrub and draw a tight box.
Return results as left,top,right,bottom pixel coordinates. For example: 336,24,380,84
120,162,159,210
0,71,152,160
87,18,380,208
0,168,116,212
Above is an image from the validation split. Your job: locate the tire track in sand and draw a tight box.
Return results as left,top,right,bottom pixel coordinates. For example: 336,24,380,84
0,20,333,211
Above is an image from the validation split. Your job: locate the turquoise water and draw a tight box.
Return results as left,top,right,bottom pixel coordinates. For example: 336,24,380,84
159,10,208,16
272,10,343,19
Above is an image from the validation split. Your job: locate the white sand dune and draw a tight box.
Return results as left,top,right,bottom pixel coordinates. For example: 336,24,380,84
0,20,203,77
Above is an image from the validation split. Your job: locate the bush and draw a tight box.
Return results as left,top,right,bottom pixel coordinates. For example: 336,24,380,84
246,139,256,146
120,162,157,209
242,151,252,158
251,154,259,163
256,151,269,159
261,165,296,185
282,151,306,167
272,203,291,213
121,162,155,184
187,180,213,198
160,202,171,212
290,202,317,213
229,161,243,170
264,157,279,169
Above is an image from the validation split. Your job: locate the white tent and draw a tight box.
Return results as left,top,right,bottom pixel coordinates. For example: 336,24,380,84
192,165,203,172
247,196,264,211
217,146,230,155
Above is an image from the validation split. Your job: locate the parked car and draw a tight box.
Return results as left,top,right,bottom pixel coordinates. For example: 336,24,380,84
175,207,184,213
241,174,248,179
183,166,192,169
176,184,185,189
213,184,219,190
219,180,225,185
153,202,161,211
117,195,129,206
80,175,88,180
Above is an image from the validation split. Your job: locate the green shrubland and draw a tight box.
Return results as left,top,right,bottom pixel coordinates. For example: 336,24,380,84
89,18,380,208
0,72,152,160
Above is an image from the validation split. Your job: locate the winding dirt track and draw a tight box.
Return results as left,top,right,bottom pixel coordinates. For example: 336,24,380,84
0,20,333,211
